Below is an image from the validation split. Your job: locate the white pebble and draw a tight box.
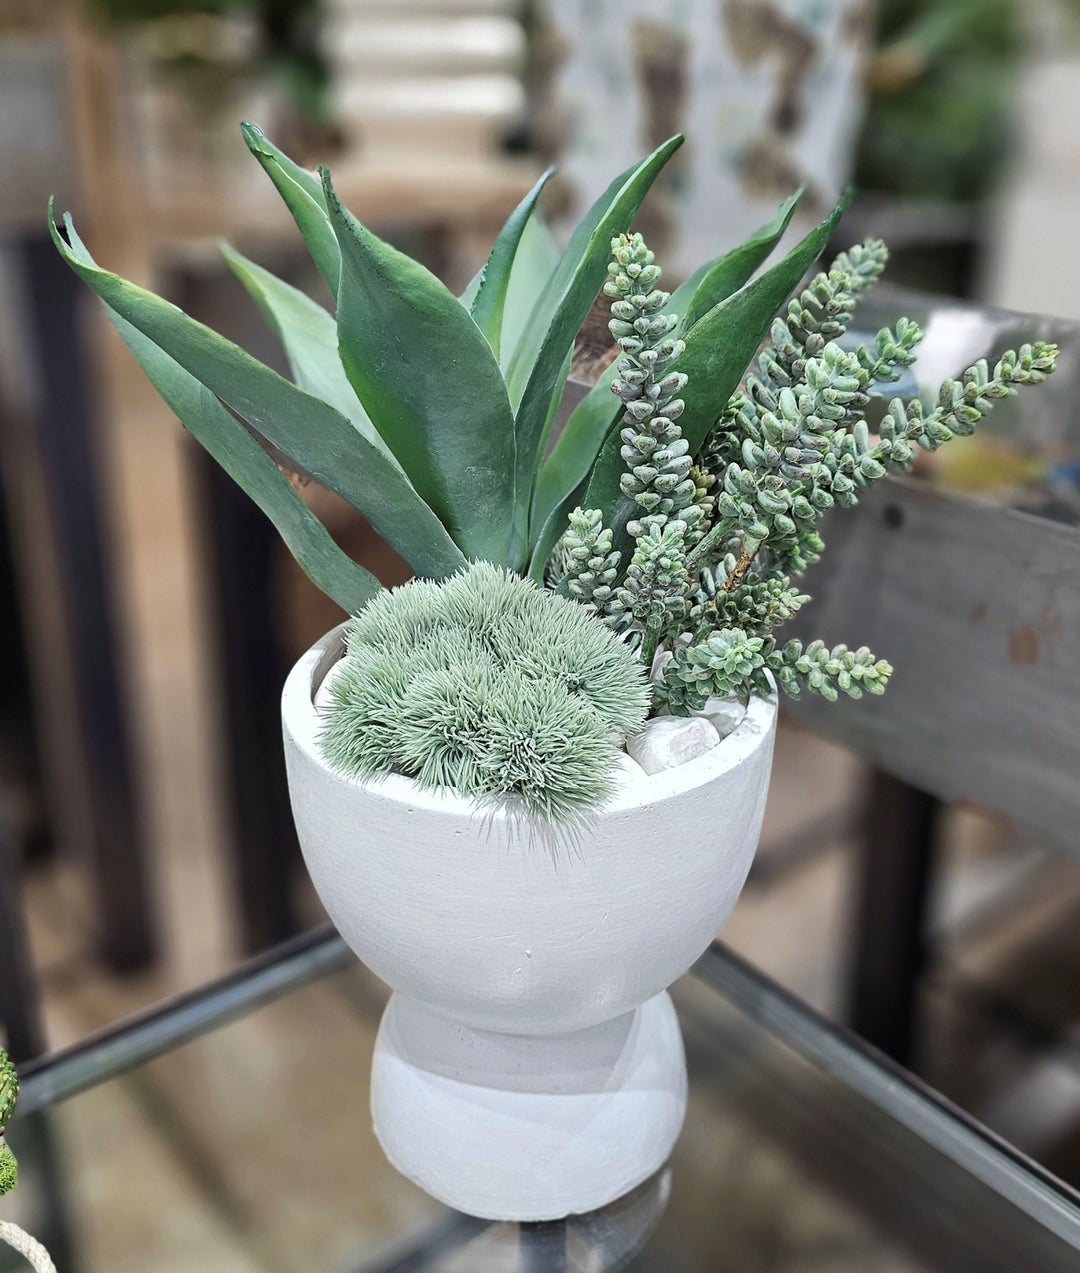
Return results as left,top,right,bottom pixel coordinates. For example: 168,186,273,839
698,696,747,740
626,715,721,776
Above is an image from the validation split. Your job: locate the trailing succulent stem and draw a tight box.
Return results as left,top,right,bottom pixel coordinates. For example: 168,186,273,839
655,632,893,714
607,234,700,534
610,520,693,667
560,233,709,660
557,231,1059,716
556,508,621,616
876,343,1058,461
691,561,808,638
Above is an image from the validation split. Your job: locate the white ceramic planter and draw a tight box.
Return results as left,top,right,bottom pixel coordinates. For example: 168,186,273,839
282,626,777,1220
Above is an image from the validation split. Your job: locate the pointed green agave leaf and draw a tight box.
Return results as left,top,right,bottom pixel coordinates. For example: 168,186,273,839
506,136,684,512
498,209,562,376
580,189,853,563
675,187,852,457
112,312,382,613
50,205,466,582
469,167,554,361
458,207,562,374
459,264,484,310
678,186,803,331
241,122,340,296
459,203,560,347
220,242,389,454
528,491,581,584
504,137,683,403
529,188,805,550
322,169,520,566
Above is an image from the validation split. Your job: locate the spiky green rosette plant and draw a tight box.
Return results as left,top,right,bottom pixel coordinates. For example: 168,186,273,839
320,563,648,822
50,125,1057,820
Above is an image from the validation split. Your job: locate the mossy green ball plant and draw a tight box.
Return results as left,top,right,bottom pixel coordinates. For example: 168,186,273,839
319,564,649,824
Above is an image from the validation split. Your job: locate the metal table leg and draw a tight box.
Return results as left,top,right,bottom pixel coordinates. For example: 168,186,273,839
519,1220,567,1273
191,450,301,952
0,816,77,1271
16,233,156,973
848,769,943,1067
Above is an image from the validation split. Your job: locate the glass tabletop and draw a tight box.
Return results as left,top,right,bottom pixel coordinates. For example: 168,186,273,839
3,934,1080,1272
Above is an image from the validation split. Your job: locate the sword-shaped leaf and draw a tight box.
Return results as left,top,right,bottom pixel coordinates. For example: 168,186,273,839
220,242,388,454
323,170,519,566
51,206,466,581
679,187,803,332
574,191,852,568
241,122,340,297
498,208,562,376
505,136,684,513
113,312,382,613
469,167,554,361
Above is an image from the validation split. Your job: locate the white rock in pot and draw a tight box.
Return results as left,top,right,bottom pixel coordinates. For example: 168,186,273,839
626,714,721,776
699,696,747,741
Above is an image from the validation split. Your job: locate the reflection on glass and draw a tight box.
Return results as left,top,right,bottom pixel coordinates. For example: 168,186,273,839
4,957,1080,1272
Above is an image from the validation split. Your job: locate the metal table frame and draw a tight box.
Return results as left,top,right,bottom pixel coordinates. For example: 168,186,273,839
12,925,1080,1270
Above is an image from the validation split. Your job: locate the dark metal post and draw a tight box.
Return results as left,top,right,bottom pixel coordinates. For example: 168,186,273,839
190,450,301,951
0,815,78,1271
519,1220,567,1273
0,817,45,1063
16,234,156,972
848,769,942,1067
0,474,49,862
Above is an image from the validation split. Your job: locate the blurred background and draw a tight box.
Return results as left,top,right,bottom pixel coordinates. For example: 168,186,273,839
2,0,1080,1268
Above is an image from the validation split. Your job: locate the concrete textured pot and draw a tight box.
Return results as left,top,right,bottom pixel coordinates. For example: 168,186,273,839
282,626,777,1221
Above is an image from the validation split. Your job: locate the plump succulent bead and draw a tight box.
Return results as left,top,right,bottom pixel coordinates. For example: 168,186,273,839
557,507,622,615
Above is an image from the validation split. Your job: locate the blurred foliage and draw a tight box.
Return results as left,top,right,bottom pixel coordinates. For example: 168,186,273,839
857,0,1021,202
89,0,328,121
91,0,234,19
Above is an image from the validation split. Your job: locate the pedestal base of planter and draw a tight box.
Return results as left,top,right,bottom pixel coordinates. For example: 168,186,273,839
370,990,687,1221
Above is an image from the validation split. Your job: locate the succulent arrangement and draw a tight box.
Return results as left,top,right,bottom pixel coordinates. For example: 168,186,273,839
50,127,1057,822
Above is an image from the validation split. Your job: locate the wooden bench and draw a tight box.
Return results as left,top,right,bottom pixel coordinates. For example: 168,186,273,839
772,284,1079,1063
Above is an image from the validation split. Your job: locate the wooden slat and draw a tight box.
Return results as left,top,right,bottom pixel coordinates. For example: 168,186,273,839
785,479,1080,855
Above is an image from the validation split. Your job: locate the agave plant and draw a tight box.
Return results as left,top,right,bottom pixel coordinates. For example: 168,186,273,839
49,125,843,618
